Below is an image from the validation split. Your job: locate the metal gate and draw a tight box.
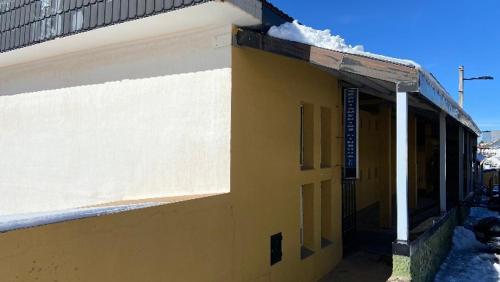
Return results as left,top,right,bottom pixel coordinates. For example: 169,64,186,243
342,178,357,253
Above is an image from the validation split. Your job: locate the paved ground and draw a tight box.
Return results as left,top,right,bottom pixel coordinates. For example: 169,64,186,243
320,251,392,282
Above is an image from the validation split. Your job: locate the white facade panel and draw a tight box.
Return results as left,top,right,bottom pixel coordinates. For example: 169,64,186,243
0,26,232,215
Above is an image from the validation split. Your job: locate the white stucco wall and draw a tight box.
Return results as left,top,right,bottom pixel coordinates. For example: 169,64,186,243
0,25,232,215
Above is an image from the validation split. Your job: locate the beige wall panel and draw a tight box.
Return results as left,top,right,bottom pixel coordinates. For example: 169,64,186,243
0,26,233,215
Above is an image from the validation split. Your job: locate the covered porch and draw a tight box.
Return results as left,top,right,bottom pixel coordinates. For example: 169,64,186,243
236,29,480,282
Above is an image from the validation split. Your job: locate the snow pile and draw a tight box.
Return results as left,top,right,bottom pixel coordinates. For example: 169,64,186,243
449,226,488,251
268,20,420,68
0,203,159,233
268,20,365,53
482,148,500,169
479,142,500,169
435,208,500,282
469,207,499,220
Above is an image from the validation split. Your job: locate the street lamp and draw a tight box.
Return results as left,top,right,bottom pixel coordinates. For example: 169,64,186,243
459,66,494,108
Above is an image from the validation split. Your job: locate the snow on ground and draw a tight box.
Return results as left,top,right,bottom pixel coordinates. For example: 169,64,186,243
267,20,420,68
482,148,500,169
434,208,500,282
469,207,499,221
0,203,159,233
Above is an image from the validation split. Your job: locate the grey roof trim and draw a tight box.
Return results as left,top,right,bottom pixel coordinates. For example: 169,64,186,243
223,0,262,21
418,70,480,135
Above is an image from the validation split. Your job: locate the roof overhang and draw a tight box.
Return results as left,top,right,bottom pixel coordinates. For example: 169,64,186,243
235,29,481,136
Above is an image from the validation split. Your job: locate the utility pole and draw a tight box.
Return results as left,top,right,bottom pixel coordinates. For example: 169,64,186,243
458,66,464,108
458,66,493,108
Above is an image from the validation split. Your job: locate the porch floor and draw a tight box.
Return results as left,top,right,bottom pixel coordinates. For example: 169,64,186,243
332,194,441,281
320,251,392,282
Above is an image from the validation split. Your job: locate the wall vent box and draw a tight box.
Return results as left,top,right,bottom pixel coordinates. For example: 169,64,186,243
270,232,283,265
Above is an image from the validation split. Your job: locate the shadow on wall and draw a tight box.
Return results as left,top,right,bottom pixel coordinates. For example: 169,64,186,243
0,26,231,96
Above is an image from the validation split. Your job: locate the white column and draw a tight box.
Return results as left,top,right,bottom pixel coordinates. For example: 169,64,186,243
458,127,464,201
440,112,447,213
396,91,409,242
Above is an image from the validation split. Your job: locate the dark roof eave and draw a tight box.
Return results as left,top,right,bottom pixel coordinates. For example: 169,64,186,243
236,29,419,82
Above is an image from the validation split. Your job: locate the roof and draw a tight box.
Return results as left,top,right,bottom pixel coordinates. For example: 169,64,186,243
260,0,293,30
0,0,212,52
0,0,480,135
0,0,292,54
235,29,481,135
0,0,211,53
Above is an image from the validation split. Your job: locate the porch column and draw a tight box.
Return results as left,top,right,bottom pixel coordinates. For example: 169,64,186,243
396,91,409,242
440,112,447,213
458,127,464,201
466,133,472,194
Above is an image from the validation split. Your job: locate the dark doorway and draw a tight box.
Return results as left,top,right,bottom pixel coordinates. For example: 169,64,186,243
342,177,357,255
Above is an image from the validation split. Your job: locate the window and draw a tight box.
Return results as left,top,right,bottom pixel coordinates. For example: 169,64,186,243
321,180,332,248
270,233,283,266
300,184,315,259
300,103,314,170
321,107,332,168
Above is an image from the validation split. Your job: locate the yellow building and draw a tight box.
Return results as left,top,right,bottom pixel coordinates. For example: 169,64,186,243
0,1,480,281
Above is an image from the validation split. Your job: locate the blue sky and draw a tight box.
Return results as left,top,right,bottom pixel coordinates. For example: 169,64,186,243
270,0,500,131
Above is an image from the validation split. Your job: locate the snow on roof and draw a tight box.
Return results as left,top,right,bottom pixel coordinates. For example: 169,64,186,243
267,20,421,68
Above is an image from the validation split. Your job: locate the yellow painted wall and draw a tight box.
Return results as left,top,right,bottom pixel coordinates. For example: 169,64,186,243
0,195,236,282
231,46,343,282
357,110,383,211
0,47,344,282
483,170,498,189
408,114,418,209
378,105,393,228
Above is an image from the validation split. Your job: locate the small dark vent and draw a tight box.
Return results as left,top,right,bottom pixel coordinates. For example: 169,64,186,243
270,232,283,265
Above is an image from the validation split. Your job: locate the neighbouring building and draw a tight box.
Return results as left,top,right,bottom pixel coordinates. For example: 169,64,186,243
481,130,500,144
0,1,480,281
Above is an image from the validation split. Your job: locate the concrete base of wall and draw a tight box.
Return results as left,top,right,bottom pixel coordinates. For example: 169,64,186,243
388,205,470,282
